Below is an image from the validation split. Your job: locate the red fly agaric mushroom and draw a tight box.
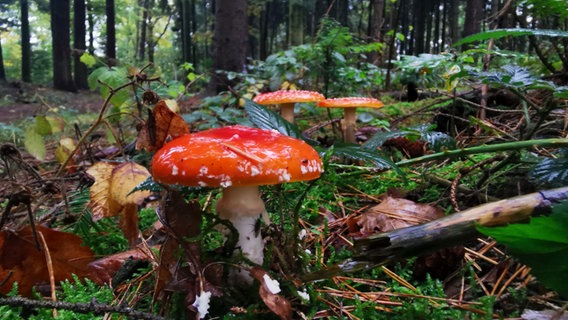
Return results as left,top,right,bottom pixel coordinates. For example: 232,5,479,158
151,125,322,271
253,90,325,123
318,97,384,144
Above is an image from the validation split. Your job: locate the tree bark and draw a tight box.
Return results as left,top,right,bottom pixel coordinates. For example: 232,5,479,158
50,0,76,91
73,0,89,89
207,0,248,94
21,0,31,83
0,40,6,83
105,0,116,65
462,0,484,50
138,0,148,60
288,0,304,46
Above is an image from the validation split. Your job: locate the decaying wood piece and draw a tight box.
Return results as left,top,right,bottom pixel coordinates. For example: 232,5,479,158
302,186,568,281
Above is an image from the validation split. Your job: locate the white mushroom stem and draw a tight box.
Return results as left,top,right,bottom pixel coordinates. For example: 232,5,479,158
215,185,267,267
280,103,296,123
343,107,358,144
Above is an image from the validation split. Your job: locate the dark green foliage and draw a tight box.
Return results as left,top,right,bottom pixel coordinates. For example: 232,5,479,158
243,99,302,138
530,149,568,188
363,124,455,152
455,28,568,47
477,200,568,298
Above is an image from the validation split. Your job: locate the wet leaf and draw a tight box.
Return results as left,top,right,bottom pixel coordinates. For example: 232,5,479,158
45,115,66,133
357,196,444,235
24,126,46,160
136,100,190,152
87,246,153,285
0,225,93,296
249,267,292,320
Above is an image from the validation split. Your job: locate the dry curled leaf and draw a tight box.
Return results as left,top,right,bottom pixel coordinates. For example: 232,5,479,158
136,100,189,152
86,161,151,247
357,196,444,235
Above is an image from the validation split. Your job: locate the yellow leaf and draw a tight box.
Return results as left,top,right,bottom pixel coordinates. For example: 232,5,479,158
46,115,66,133
163,99,180,113
24,127,46,160
110,162,151,207
86,162,119,221
55,138,76,164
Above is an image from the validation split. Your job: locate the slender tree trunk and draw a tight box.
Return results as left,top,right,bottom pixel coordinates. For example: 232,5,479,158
414,0,426,54
50,0,77,91
0,40,6,83
463,0,484,50
448,0,459,46
74,0,89,89
21,0,31,83
106,0,116,65
180,0,191,63
138,0,148,60
87,0,95,54
207,0,248,94
367,0,385,63
288,0,304,46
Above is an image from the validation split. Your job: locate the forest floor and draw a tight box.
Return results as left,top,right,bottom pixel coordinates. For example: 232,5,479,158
0,82,104,124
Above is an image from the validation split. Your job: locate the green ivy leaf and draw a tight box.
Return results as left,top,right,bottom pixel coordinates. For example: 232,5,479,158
477,200,568,298
454,28,568,47
243,99,302,139
24,127,46,160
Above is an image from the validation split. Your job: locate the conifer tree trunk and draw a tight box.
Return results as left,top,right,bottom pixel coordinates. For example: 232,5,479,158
74,0,89,89
106,0,116,65
50,0,76,91
21,0,31,83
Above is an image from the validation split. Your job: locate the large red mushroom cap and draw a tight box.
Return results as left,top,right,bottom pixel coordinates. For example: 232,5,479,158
253,90,325,105
317,97,384,108
151,125,323,187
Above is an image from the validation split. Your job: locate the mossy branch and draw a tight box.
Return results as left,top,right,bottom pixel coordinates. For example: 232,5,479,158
395,138,568,168
302,186,568,281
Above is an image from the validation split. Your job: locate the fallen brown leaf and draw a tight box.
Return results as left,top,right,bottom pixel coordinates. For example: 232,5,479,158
0,225,94,296
136,100,189,152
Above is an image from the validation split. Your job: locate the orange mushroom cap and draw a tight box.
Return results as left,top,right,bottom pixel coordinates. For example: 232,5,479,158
151,125,323,187
317,97,384,108
253,90,325,104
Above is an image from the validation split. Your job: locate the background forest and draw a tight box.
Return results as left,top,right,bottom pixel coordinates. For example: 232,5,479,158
1,0,568,319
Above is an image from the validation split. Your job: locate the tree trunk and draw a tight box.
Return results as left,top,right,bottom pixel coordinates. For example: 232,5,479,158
21,0,31,83
106,0,116,65
50,0,76,92
87,0,95,54
138,0,148,60
0,40,6,83
462,0,484,50
367,0,385,63
73,0,89,89
288,0,304,46
413,0,426,54
448,0,459,46
207,0,248,94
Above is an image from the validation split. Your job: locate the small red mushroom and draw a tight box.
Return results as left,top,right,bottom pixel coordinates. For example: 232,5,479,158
318,97,384,143
151,125,323,279
253,90,325,123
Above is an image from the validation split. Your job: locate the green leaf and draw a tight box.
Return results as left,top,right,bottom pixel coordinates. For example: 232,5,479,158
363,124,455,152
88,66,130,107
24,126,46,160
33,115,52,136
79,52,97,68
332,143,406,179
530,150,568,188
243,99,302,139
363,130,410,150
454,28,568,47
474,65,554,91
477,201,568,298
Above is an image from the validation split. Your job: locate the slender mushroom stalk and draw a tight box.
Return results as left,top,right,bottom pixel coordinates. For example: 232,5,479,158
253,90,325,123
318,97,384,143
151,125,323,281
